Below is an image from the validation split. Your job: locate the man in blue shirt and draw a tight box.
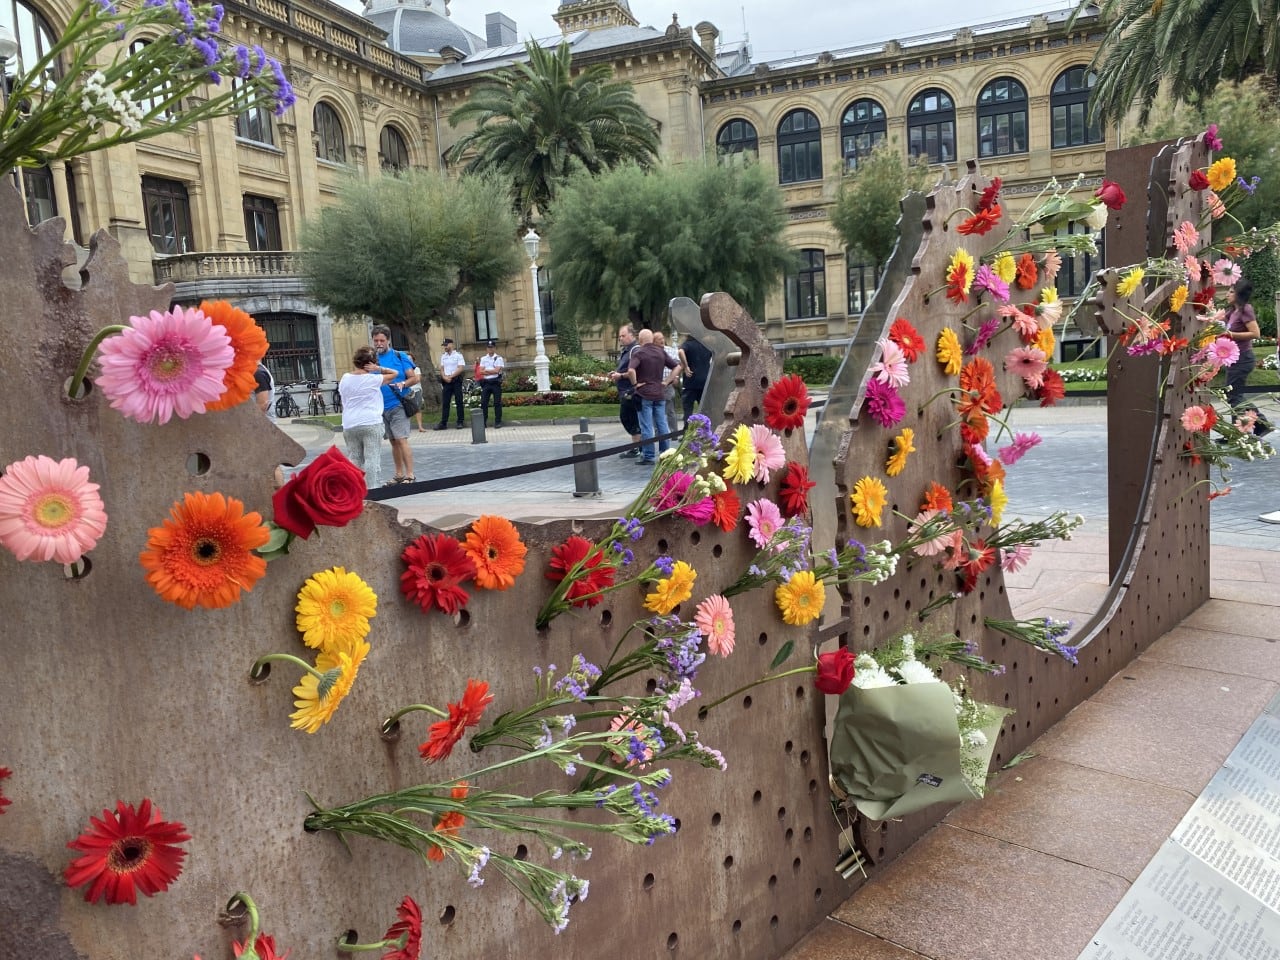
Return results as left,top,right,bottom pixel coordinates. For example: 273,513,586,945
371,324,420,485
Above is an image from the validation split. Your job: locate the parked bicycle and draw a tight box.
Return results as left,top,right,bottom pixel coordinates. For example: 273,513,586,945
275,383,302,419
330,382,343,414
305,380,327,417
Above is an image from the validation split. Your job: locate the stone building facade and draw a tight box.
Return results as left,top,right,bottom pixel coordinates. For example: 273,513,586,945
1,0,1111,385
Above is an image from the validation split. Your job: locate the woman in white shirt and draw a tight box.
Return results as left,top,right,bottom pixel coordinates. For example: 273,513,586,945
340,347,399,488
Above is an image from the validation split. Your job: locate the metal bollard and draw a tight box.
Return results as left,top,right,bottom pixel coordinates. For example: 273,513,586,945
470,407,487,444
572,428,600,498
579,416,590,434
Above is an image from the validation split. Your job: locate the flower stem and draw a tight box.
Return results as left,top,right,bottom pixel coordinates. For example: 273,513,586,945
337,934,407,953
701,665,816,713
68,325,126,399
381,702,449,734
227,892,261,945
250,653,323,682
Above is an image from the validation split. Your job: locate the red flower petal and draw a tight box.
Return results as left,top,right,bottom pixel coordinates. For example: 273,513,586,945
64,798,190,905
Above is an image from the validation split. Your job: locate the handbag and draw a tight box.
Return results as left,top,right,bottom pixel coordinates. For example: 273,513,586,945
399,390,422,418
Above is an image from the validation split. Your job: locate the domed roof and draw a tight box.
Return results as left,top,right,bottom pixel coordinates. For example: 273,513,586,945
363,0,487,57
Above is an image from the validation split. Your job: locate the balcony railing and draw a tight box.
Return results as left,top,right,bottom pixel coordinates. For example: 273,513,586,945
152,251,301,284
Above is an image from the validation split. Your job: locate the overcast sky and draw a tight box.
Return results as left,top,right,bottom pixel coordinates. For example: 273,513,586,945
341,0,1083,63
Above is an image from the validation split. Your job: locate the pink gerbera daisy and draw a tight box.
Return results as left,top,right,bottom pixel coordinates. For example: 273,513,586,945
973,264,1010,303
1001,544,1032,572
746,498,783,548
869,339,910,388
748,425,786,484
1207,191,1226,219
1180,405,1216,433
1183,256,1202,283
95,307,234,425
695,594,736,656
1004,346,1048,389
863,379,906,428
653,471,697,511
909,509,953,557
1041,250,1063,283
965,317,1001,355
1172,220,1200,256
1212,258,1241,287
997,431,1043,465
1206,336,1240,366
0,455,108,564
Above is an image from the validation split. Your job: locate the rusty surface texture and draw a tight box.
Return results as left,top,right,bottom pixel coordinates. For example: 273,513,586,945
0,138,1211,960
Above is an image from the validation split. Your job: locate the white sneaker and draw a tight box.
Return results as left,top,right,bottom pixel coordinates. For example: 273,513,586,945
1259,511,1280,524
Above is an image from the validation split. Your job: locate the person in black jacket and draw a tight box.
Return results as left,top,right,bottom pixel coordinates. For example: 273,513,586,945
608,324,642,458
678,334,712,426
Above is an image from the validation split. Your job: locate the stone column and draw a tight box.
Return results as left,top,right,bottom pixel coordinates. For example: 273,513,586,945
48,159,71,243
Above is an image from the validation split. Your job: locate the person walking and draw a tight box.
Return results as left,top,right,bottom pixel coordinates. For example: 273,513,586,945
1224,278,1260,415
678,333,712,426
627,328,680,466
340,347,399,488
436,338,467,430
370,325,419,485
609,324,642,458
477,340,506,428
410,365,426,432
654,331,680,431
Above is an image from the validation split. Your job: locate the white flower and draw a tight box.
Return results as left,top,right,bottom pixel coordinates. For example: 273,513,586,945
900,633,916,659
964,729,988,748
1085,202,1109,232
851,654,896,689
894,659,940,685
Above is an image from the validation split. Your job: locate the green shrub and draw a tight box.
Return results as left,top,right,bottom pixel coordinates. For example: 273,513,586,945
550,354,612,377
784,354,840,385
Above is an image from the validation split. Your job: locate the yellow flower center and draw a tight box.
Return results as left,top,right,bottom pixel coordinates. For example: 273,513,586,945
32,492,73,529
146,347,186,382
328,598,347,618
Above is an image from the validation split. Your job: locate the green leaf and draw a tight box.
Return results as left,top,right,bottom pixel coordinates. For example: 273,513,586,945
770,640,796,670
256,524,294,561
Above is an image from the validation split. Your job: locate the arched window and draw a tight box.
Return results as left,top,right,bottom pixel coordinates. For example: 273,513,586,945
977,77,1027,158
840,99,885,170
785,249,826,319
715,119,759,164
313,102,347,163
129,39,174,119
907,88,955,164
1,0,57,84
1051,66,1104,148
777,109,821,185
379,125,410,172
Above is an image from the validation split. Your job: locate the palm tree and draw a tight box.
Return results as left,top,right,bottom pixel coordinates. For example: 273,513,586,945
447,41,661,225
1081,0,1280,125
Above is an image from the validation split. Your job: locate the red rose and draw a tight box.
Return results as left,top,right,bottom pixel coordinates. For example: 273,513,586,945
1095,179,1126,211
814,648,856,695
1188,170,1210,191
272,447,367,538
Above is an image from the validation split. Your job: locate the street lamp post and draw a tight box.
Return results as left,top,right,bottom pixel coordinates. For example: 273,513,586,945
522,227,551,393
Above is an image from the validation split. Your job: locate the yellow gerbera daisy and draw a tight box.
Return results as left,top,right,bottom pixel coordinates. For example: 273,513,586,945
775,570,825,626
290,641,369,734
1032,324,1056,358
992,251,1016,285
644,560,697,615
1206,156,1236,192
1170,284,1188,313
1038,286,1059,304
885,428,915,477
295,567,377,653
850,475,888,528
988,478,1008,527
937,328,963,376
946,248,975,300
722,424,756,485
1117,267,1144,298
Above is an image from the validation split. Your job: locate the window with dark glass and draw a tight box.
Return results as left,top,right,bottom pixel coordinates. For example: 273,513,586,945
313,102,347,163
141,176,194,255
777,109,822,185
243,194,282,251
128,39,175,119
233,77,274,145
379,125,410,172
977,77,1028,157
847,257,880,316
907,88,955,164
537,266,556,336
1051,66,1104,149
840,99,886,170
786,249,826,319
14,164,55,224
474,297,498,342
1054,221,1105,299
258,312,320,383
715,118,759,164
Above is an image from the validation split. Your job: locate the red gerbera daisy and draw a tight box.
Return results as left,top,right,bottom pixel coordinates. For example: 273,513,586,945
400,533,476,615
1035,368,1066,407
888,318,926,362
419,679,494,763
64,798,191,905
383,896,423,960
234,933,289,960
921,482,953,513
545,535,616,608
959,539,997,593
427,784,469,862
0,767,11,814
1015,252,1038,290
778,462,816,518
977,177,1002,211
710,486,742,532
957,205,1001,236
762,374,811,431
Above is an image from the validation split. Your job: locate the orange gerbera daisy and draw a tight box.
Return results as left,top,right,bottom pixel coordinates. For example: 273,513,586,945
710,486,741,532
420,680,495,763
888,317,926,363
957,358,1003,417
427,784,469,862
1015,252,1038,290
462,515,527,590
199,300,270,412
921,481,953,513
139,492,270,610
957,204,1001,236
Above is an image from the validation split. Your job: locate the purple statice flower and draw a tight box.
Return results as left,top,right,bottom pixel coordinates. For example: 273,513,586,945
1050,641,1079,665
1046,617,1074,640
627,735,650,765
192,34,219,68
269,59,296,115
619,517,645,541
997,431,1043,465
467,846,490,888
656,632,706,682
654,555,675,576
621,548,635,566
1237,175,1261,195
1204,123,1223,151
233,43,252,78
748,563,765,577
172,0,197,34
693,741,727,770
251,44,269,75
632,782,659,814
826,547,839,566
966,316,1001,355
595,785,618,808
93,0,119,13
143,0,165,7
863,378,906,427
664,677,698,712
207,3,225,33
535,722,554,749
973,264,1010,303
685,413,716,455
553,654,601,700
